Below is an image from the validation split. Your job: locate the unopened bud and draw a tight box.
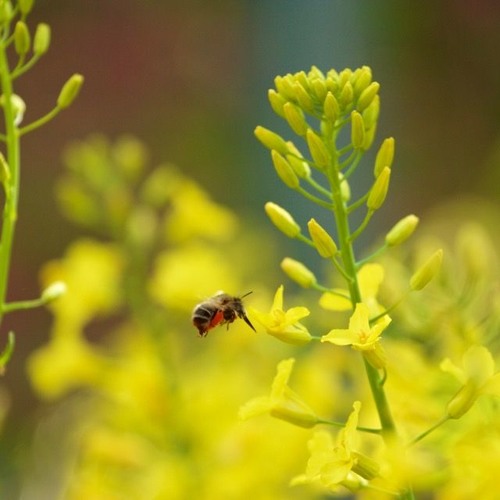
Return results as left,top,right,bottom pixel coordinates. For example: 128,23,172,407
14,21,30,55
268,89,286,117
311,78,327,102
41,281,67,303
254,126,289,155
265,202,300,238
367,166,391,211
446,381,478,419
274,74,296,100
283,102,308,136
323,91,339,122
362,95,380,131
374,137,395,177
351,111,365,149
18,0,34,15
33,23,51,56
410,249,443,291
308,218,337,258
357,82,380,112
339,81,354,107
293,82,315,113
306,129,330,168
281,257,317,288
57,74,84,109
271,150,299,189
385,215,419,246
286,142,310,179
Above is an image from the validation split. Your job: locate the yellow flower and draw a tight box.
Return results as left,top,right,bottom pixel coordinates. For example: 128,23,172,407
441,345,500,419
239,358,319,428
321,303,391,368
320,263,385,316
294,401,377,491
249,285,311,345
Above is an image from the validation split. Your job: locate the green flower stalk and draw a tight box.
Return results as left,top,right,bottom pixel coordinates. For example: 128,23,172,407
0,0,82,363
254,65,447,499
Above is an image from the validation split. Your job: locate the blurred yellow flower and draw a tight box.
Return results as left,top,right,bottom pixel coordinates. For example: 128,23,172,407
239,358,319,428
320,263,385,315
321,303,391,369
249,285,311,345
441,345,500,418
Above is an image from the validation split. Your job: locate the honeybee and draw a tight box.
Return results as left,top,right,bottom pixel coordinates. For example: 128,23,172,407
192,291,256,337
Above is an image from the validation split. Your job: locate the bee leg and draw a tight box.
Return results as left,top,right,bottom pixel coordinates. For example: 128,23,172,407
242,314,256,332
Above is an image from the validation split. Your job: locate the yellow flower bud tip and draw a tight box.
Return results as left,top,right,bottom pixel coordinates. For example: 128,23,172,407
357,81,380,112
385,214,419,246
265,202,300,238
293,82,315,113
351,111,365,149
274,74,296,100
283,102,308,136
57,74,84,109
307,218,337,258
367,166,391,211
410,248,443,291
323,91,339,123
271,150,299,189
267,89,286,117
14,21,31,55
0,2,13,23
254,126,289,155
339,80,354,107
41,281,67,303
306,129,330,169
34,23,51,56
374,137,395,177
281,257,317,288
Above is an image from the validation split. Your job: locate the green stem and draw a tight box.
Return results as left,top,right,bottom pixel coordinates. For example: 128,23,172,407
19,106,61,136
0,41,20,322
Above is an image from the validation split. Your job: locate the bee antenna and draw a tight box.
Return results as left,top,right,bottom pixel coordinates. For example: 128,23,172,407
240,291,253,299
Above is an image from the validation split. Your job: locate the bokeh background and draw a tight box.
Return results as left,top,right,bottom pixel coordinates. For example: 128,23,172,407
2,0,500,497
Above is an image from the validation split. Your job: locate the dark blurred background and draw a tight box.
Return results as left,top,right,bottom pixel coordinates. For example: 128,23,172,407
2,0,500,493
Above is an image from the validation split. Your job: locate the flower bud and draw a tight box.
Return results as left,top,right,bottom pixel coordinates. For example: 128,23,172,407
271,150,299,189
362,343,387,370
57,74,84,109
33,23,51,56
374,137,395,177
283,102,308,136
311,78,327,102
18,0,34,15
281,257,317,288
339,81,354,107
307,218,337,258
446,381,478,419
286,142,310,179
306,129,330,168
357,82,380,112
409,249,443,291
362,95,380,131
351,111,365,149
367,166,391,211
14,21,30,55
265,202,300,238
41,281,67,303
1,94,26,126
293,82,315,113
274,74,296,100
0,1,13,23
339,172,351,202
323,91,339,122
254,126,289,155
352,66,372,95
385,214,419,246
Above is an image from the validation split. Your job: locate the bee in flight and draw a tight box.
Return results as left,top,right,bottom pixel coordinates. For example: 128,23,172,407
192,291,256,337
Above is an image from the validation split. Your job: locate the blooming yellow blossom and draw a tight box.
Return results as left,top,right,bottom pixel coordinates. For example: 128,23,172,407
321,303,391,368
441,345,500,418
239,358,319,428
294,401,378,491
249,285,311,345
320,263,385,316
